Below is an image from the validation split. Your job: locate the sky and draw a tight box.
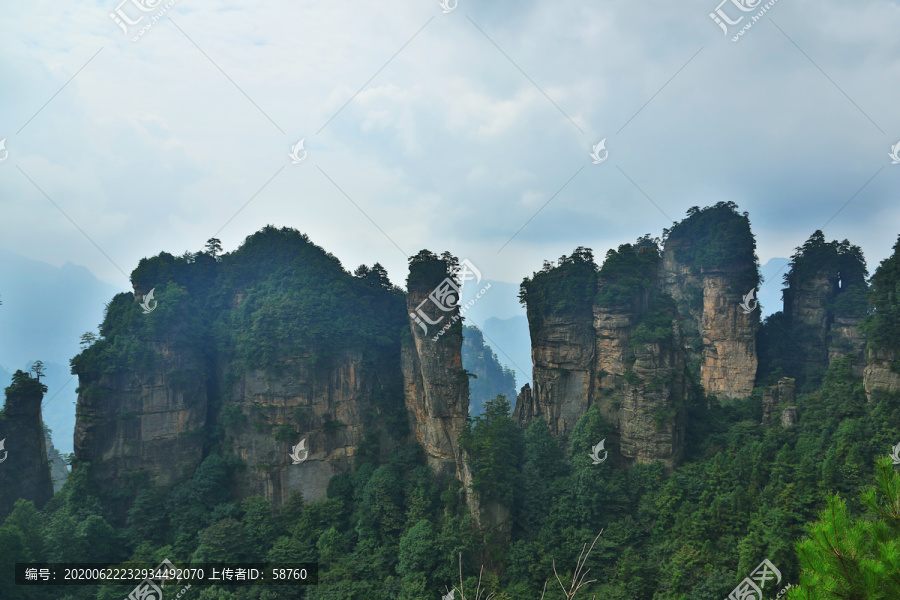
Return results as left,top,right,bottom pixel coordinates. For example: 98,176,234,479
1,1,899,362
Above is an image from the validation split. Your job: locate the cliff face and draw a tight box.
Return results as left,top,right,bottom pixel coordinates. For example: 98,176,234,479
517,243,691,467
223,351,385,505
780,232,868,382
761,377,796,426
72,229,468,517
527,310,594,438
864,347,900,401
592,296,686,468
74,337,208,515
660,238,758,400
404,256,469,478
0,374,53,518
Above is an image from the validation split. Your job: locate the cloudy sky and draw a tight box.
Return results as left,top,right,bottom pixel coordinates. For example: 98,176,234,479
2,0,899,304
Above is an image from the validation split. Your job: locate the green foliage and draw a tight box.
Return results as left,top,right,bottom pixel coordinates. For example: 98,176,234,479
519,246,597,321
596,236,660,307
788,458,900,599
863,234,900,352
663,202,760,292
459,395,523,507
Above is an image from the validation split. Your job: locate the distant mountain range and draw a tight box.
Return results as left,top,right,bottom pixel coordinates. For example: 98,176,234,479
0,248,119,453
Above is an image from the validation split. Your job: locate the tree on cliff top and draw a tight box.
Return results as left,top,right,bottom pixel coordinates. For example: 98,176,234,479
663,201,760,292
519,246,597,320
3,370,46,398
783,230,868,319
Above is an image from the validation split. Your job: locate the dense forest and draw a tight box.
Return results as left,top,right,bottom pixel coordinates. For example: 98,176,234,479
2,213,900,600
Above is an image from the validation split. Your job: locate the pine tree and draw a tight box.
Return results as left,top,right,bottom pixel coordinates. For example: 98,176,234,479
789,457,900,599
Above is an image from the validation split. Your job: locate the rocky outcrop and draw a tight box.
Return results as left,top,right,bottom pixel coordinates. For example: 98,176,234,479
781,232,868,382
864,347,900,402
404,257,469,479
761,377,796,426
511,384,535,423
592,297,687,468
660,239,758,400
0,374,53,518
222,351,391,505
528,310,595,438
517,243,690,468
73,232,474,518
781,407,799,427
44,431,69,493
74,338,208,517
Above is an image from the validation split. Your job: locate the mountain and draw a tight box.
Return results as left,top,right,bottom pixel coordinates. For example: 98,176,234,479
4,214,900,599
462,325,517,416
479,315,531,389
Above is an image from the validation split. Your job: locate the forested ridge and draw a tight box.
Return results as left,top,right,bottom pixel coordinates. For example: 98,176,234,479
2,222,900,599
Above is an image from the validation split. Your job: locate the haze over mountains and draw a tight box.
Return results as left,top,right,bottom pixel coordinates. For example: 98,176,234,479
0,248,118,453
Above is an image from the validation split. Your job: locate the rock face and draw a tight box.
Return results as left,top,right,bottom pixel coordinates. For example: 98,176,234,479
761,377,796,426
781,232,869,382
660,238,758,400
72,232,473,518
44,431,69,493
517,243,691,468
511,384,535,423
404,258,469,478
864,347,900,402
223,351,388,505
74,337,208,518
592,294,687,468
527,309,595,438
0,374,53,518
